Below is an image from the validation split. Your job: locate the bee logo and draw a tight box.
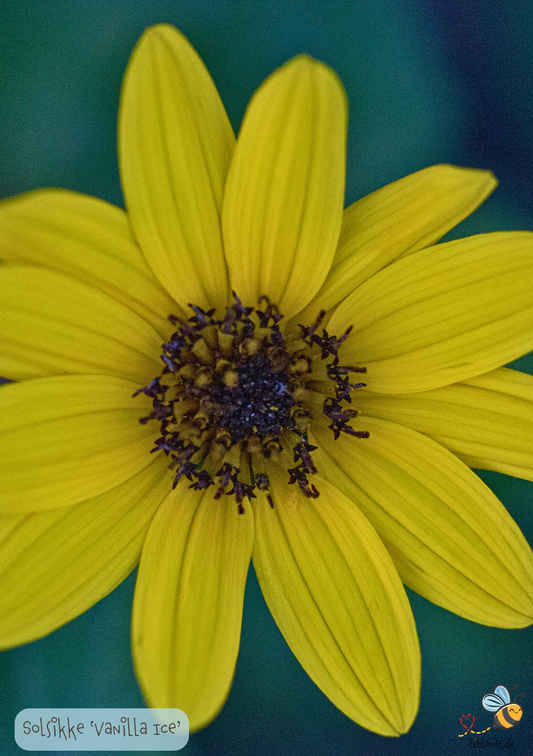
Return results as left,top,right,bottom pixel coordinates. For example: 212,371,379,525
482,685,524,730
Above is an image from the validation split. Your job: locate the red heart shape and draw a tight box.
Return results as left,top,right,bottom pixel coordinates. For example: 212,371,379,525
460,713,475,732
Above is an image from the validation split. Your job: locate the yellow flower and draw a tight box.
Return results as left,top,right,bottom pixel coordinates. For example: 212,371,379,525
1,23,533,737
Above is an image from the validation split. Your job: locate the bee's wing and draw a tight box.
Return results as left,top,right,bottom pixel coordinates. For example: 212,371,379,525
494,685,511,704
482,693,505,711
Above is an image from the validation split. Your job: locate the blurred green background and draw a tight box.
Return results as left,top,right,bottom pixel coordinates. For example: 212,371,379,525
1,1,533,755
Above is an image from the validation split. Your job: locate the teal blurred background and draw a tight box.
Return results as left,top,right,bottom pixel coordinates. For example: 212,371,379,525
1,1,533,754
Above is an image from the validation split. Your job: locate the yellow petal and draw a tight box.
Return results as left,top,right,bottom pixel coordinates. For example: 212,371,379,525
328,232,533,393
0,266,162,382
355,367,533,480
313,417,533,627
252,470,420,736
298,164,497,321
222,55,346,318
119,24,234,312
0,189,181,336
132,487,254,731
0,454,171,648
0,375,157,512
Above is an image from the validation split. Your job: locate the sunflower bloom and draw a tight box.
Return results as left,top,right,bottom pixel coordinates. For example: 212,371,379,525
1,23,533,738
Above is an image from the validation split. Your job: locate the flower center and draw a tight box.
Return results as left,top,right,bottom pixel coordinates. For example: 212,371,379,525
135,295,368,511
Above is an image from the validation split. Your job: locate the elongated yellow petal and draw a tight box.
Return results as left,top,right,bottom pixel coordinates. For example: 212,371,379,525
0,375,156,512
298,165,497,322
0,454,171,648
313,417,533,627
0,189,181,336
328,232,533,393
0,266,161,382
222,56,346,318
252,470,420,736
132,488,254,732
119,24,234,312
355,367,533,480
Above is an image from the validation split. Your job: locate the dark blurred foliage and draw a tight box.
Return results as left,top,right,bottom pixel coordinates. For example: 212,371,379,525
1,2,533,755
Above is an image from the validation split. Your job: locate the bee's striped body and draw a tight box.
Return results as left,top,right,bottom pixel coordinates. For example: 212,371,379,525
492,703,523,730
